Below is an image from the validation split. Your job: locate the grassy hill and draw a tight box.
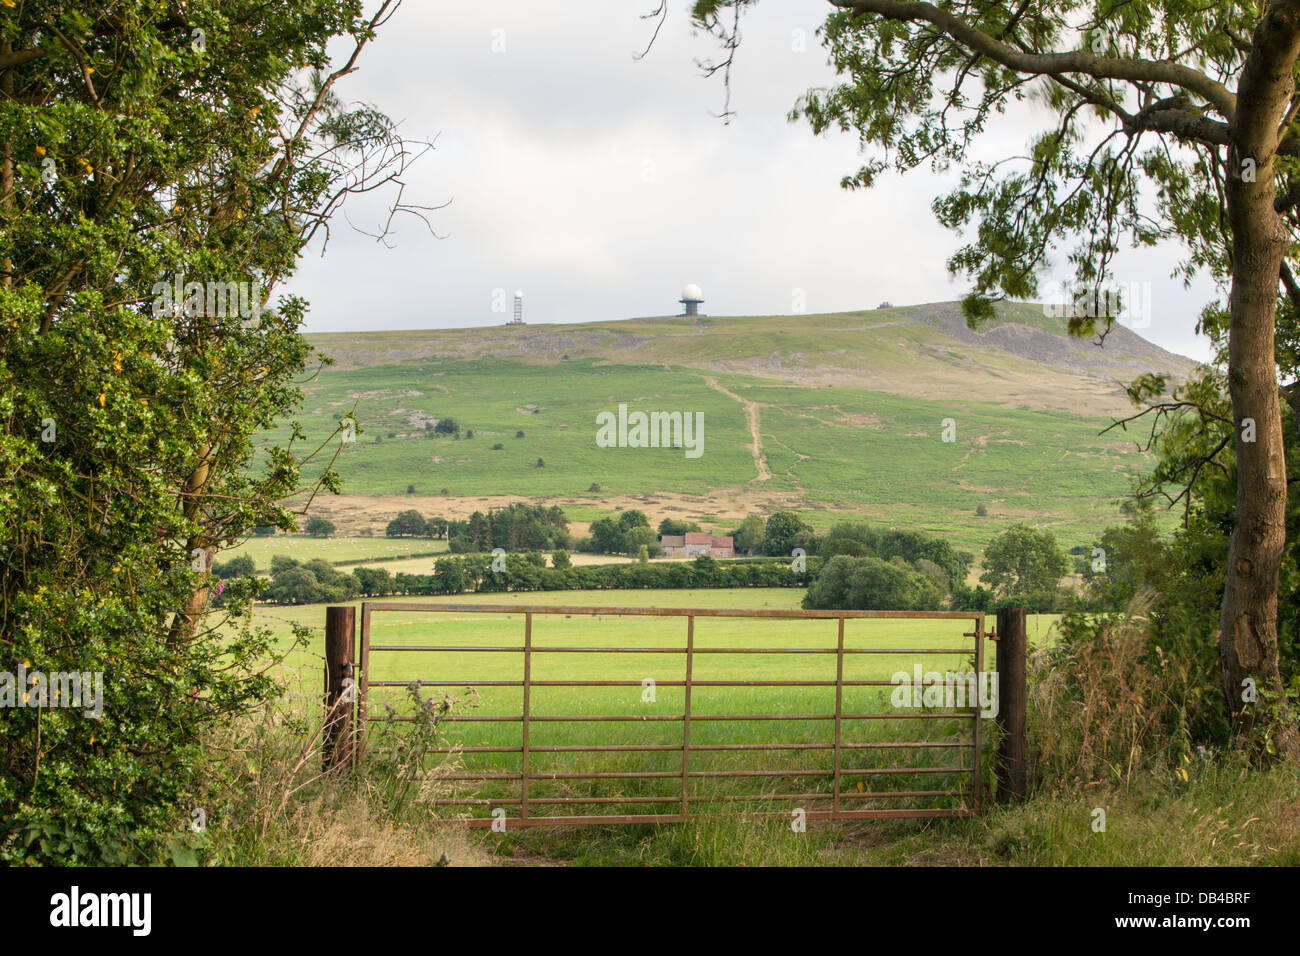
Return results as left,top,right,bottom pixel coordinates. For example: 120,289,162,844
259,301,1199,554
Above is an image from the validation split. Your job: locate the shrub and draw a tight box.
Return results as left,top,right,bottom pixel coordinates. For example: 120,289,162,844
1029,593,1197,790
801,555,944,610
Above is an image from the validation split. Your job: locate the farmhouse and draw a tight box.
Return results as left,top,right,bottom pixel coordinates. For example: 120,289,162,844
659,532,734,558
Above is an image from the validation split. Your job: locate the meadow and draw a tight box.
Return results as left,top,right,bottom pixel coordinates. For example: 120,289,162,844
232,595,1300,869
225,534,448,567
254,355,1150,554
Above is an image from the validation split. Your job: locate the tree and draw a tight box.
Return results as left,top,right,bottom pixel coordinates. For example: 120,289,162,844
802,555,944,610
434,417,458,435
386,509,428,537
761,511,811,556
0,0,429,861
264,566,323,605
551,548,572,570
1081,502,1169,612
304,516,336,537
821,522,876,557
588,517,625,554
618,510,651,532
213,555,256,580
354,566,394,598
980,525,1070,599
691,0,1300,757
659,517,703,536
731,514,765,554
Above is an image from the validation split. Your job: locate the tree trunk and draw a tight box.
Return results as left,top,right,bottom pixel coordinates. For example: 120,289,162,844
1220,5,1300,761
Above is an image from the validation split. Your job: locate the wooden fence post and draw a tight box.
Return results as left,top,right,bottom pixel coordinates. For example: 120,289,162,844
994,606,1028,803
323,605,356,771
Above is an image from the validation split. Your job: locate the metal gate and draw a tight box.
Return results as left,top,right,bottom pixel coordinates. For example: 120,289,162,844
353,602,991,827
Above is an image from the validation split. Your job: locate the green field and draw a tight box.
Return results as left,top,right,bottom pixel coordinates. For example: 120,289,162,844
253,590,1058,823
245,301,1195,554
225,534,448,568
255,356,1151,552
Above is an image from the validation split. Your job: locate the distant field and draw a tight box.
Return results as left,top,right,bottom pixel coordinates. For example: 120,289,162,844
243,302,1193,559
254,356,1148,553
223,534,448,568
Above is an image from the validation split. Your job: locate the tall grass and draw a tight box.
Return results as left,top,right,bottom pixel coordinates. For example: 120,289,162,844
1029,591,1200,789
194,683,489,867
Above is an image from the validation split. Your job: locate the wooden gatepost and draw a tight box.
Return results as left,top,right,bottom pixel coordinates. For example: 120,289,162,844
323,605,356,770
994,606,1028,802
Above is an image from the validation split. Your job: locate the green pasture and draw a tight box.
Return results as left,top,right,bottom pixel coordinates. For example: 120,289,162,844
223,534,447,569
252,351,1150,552
260,358,756,499
251,590,1059,822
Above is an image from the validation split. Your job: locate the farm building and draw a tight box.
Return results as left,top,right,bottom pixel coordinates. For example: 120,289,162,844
659,532,734,558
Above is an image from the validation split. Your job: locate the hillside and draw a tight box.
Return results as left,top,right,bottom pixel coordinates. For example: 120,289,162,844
308,300,1198,415
271,301,1200,552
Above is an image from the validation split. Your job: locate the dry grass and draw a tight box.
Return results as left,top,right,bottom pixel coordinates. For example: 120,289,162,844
1028,591,1197,789
274,792,490,867
200,686,494,867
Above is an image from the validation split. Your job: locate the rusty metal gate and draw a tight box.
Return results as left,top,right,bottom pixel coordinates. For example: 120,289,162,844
351,602,991,827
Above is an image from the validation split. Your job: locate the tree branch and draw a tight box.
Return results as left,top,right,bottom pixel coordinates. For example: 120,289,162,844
829,0,1238,119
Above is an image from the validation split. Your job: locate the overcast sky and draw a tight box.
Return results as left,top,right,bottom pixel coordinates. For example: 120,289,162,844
286,0,1219,364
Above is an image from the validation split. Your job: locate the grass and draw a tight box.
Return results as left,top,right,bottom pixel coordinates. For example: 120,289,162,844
251,356,1150,553
223,534,448,568
249,590,1041,828
243,299,1188,554
486,760,1300,866
234,590,1299,867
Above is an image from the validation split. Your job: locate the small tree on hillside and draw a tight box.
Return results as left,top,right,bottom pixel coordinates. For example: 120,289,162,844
304,516,336,537
980,524,1070,599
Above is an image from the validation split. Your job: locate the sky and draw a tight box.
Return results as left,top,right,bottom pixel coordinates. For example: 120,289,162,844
286,0,1220,364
